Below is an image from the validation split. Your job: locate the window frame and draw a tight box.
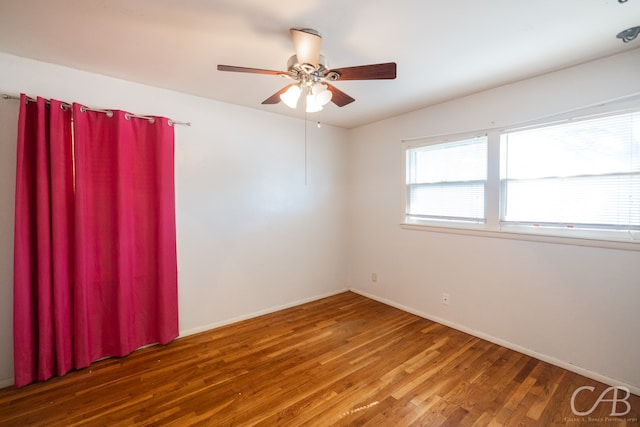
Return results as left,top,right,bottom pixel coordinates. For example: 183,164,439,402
400,101,640,251
405,133,489,225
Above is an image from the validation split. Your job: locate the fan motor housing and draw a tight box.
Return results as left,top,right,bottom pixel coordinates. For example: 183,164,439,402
287,55,339,81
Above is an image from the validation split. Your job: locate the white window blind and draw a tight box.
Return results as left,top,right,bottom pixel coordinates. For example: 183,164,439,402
406,136,488,223
501,111,640,231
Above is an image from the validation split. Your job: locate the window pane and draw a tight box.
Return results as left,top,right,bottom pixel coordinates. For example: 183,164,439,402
406,136,487,222
408,182,485,220
409,139,487,183
503,174,640,226
501,111,640,230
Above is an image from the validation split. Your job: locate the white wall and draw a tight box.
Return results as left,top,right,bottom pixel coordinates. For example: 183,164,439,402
347,48,640,393
0,52,349,386
2,47,639,393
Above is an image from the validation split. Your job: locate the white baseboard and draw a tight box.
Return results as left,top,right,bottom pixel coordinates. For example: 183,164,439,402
178,287,349,338
349,288,640,397
8,287,632,396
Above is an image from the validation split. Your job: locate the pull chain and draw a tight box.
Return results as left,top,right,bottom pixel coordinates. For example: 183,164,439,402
304,111,308,186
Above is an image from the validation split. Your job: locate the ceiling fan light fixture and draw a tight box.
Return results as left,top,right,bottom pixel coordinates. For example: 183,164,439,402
312,83,333,106
305,92,323,113
218,27,396,111
280,84,302,108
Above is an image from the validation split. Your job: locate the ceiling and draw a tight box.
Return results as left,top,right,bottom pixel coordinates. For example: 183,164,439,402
0,0,638,128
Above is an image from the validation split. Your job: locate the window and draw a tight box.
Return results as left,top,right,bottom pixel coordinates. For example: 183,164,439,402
406,135,487,224
501,112,640,233
403,106,640,246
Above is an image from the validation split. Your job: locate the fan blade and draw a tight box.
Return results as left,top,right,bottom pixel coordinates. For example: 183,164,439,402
326,84,355,107
217,65,285,76
290,28,322,68
329,62,396,80
261,85,295,105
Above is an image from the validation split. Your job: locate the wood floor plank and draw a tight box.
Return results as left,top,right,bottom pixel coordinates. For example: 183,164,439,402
0,291,638,426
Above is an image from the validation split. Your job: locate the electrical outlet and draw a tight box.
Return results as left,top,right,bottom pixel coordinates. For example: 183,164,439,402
442,293,450,305
371,273,378,283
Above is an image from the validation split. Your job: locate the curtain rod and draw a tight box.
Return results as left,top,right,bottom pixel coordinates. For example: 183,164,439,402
2,94,191,127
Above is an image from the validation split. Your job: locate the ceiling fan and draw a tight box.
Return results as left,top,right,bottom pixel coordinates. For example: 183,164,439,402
217,28,397,112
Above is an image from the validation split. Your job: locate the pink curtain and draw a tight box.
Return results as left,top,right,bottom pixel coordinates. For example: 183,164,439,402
13,96,178,387
14,96,75,386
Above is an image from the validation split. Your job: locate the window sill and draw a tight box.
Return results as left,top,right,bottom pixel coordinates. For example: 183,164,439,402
400,222,640,252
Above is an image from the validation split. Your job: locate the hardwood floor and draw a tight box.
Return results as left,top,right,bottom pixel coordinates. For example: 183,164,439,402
0,292,638,426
